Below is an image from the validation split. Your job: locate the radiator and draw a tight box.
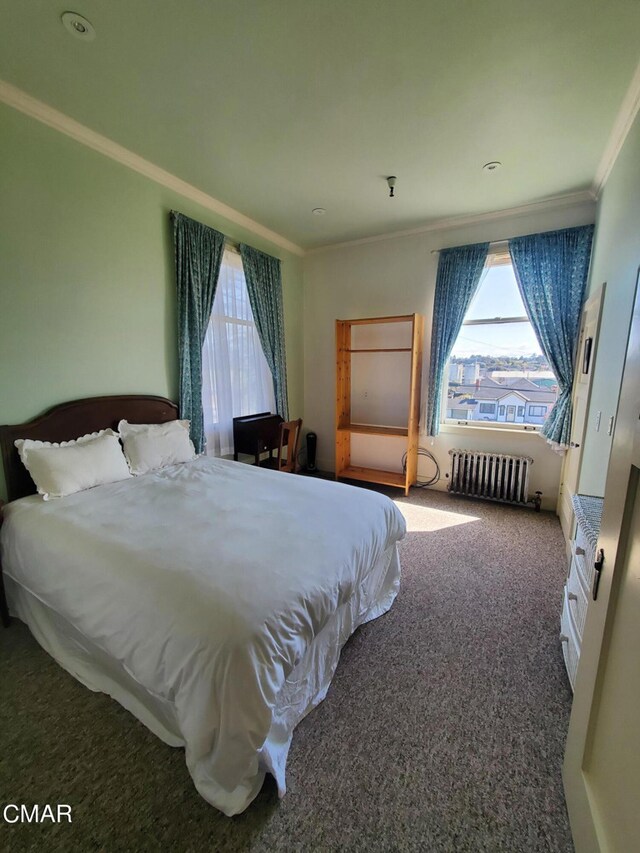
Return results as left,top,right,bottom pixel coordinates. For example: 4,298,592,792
448,449,533,506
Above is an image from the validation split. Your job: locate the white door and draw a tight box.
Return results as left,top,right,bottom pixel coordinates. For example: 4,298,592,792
563,273,640,852
506,405,515,422
558,285,606,541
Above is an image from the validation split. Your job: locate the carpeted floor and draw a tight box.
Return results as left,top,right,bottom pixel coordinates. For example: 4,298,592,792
0,489,574,853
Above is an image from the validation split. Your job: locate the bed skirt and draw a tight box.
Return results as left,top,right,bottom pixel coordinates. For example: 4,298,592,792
5,542,401,813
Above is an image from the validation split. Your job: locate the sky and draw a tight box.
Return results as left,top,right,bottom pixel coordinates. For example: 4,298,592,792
451,263,545,359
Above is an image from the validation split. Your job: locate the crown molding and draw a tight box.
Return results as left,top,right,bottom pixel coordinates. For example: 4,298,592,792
7,65,634,257
592,57,640,199
0,79,304,257
307,190,596,254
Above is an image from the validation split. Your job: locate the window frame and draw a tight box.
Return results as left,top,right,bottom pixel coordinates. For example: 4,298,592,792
441,250,550,433
201,247,276,449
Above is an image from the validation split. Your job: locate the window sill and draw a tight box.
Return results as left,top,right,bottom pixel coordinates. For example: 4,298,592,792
438,422,543,437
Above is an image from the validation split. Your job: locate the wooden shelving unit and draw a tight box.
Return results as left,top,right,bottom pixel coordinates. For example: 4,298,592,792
335,314,424,496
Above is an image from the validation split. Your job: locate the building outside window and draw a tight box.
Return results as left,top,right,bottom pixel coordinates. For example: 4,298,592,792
444,253,558,429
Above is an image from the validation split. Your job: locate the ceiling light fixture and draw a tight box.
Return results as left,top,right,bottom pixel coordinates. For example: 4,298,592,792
483,161,502,173
312,208,326,216
61,11,96,41
386,176,397,197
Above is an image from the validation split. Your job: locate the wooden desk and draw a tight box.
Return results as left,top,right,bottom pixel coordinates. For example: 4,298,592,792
233,412,283,466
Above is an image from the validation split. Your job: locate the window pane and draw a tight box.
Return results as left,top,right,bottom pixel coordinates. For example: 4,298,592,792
451,321,542,359
445,260,558,428
201,250,276,457
465,262,527,321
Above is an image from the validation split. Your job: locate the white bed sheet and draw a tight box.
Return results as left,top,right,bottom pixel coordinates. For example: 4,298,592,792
1,457,405,815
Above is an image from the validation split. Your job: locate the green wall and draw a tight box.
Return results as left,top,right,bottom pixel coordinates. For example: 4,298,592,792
0,103,304,501
578,111,640,497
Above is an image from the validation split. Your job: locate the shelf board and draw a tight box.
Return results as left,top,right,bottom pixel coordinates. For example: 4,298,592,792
337,423,408,437
337,466,406,489
347,347,412,353
340,315,415,325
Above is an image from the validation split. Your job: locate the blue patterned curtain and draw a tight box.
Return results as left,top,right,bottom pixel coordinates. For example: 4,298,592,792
239,244,289,419
509,225,594,451
172,211,225,453
426,242,489,435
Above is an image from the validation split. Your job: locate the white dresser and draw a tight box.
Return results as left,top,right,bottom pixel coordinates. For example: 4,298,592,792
561,494,604,690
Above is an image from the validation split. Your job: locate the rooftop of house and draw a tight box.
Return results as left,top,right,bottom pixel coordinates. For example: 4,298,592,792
450,378,557,404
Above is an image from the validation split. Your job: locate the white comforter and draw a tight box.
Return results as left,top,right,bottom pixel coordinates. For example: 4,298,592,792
2,457,405,814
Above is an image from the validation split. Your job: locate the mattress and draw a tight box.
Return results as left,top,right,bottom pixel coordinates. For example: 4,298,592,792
1,456,405,814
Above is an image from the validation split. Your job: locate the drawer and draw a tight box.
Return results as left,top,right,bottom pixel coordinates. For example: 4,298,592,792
570,538,595,591
566,558,588,640
560,588,580,692
575,524,595,567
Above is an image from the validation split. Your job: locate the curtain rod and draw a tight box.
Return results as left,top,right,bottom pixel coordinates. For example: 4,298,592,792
430,239,510,255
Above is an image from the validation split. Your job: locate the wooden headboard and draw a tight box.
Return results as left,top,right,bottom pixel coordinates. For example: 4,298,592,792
0,395,179,502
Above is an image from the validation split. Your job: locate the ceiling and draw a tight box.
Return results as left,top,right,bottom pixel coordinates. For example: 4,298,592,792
1,0,639,250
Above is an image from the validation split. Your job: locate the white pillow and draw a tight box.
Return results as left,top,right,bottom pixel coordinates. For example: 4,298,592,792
118,419,196,475
15,430,132,500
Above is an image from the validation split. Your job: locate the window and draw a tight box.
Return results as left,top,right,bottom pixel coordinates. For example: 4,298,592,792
444,254,557,428
449,407,470,419
202,249,275,457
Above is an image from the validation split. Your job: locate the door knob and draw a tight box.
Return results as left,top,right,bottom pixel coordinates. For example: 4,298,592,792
570,441,580,448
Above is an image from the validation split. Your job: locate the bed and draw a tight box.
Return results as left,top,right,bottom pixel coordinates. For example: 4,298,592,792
0,395,405,815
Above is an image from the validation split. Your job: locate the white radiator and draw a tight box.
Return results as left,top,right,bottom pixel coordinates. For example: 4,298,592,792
448,449,533,506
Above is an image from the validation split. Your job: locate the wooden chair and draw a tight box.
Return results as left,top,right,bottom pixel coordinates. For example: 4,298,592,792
260,418,302,473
